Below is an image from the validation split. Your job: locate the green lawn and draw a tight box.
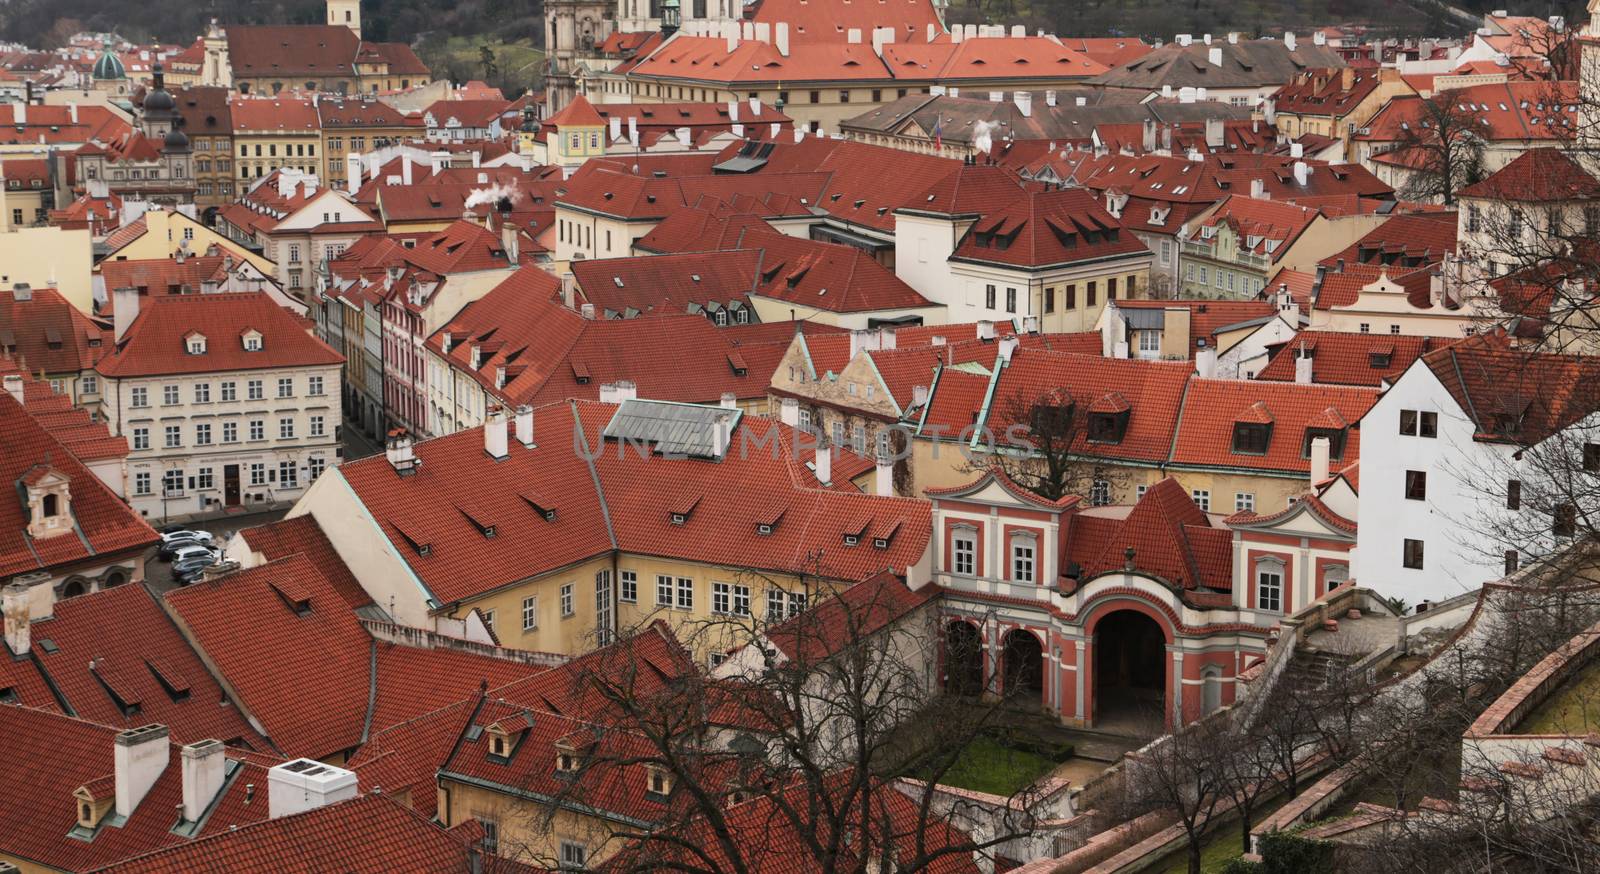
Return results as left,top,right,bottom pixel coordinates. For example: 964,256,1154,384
419,36,545,88
1518,658,1600,736
916,734,1058,797
1159,795,1291,874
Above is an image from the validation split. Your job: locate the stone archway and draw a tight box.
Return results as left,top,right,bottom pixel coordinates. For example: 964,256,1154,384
1092,609,1168,733
943,620,983,696
1001,629,1045,705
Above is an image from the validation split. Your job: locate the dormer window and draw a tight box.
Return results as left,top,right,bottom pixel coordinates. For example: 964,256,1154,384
645,765,673,799
670,513,687,526
489,731,510,758
757,523,773,535
1302,427,1347,460
241,329,263,352
1232,422,1272,454
1369,351,1392,368
843,534,860,546
1086,410,1130,444
185,333,207,355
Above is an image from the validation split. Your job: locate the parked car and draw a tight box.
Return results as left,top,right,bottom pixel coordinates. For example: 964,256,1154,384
169,544,217,566
158,530,215,560
172,554,219,585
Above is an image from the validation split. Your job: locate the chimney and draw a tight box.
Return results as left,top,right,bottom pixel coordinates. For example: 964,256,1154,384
180,740,226,823
1022,315,1040,334
609,115,623,142
1195,346,1218,379
561,275,577,310
748,95,760,118
976,320,996,341
11,283,31,302
728,100,739,122
14,102,22,125
1045,90,1057,107
675,126,690,147
1309,436,1331,485
69,102,78,124
1293,161,1309,186
2,580,30,655
345,155,360,194
1250,178,1267,199
775,22,790,56
515,404,535,447
385,428,418,475
114,725,171,819
113,286,140,342
401,155,413,185
1289,141,1304,159
484,406,509,459
875,451,894,496
613,380,637,402
912,385,928,408
1013,91,1032,117
779,397,800,427
720,392,738,409
846,28,861,44
1142,118,1157,153
1315,31,1329,47
1205,117,1223,148
1295,352,1313,384
2,374,22,407
1284,32,1297,51
267,759,358,819
712,413,733,458
581,303,596,319
1208,46,1222,66
997,334,1019,364
814,441,832,486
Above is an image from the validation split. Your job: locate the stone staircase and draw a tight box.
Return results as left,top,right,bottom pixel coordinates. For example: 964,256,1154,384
1278,648,1363,696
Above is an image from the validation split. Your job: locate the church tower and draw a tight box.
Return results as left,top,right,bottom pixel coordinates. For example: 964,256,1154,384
327,0,362,38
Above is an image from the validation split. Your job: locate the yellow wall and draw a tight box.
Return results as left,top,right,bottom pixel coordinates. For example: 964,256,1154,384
439,778,630,869
99,210,275,277
234,132,325,184
0,226,94,312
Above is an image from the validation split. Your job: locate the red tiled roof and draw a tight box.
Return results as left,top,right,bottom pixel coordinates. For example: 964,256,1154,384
886,35,1109,80
1421,331,1600,445
225,24,362,77
570,250,761,317
317,97,420,129
1317,211,1458,271
0,705,273,872
742,229,932,313
229,95,320,133
1272,67,1385,117
336,401,933,605
90,793,495,873
28,583,269,747
763,570,936,662
96,292,344,378
423,98,513,129
98,254,243,298
1170,379,1378,475
1187,194,1321,262
1256,331,1459,386
237,515,374,611
0,103,130,147
542,92,604,127
900,161,1033,217
0,389,155,580
954,185,1148,273
629,36,893,85
1063,477,1232,590
346,699,476,818
1358,82,1578,144
0,285,109,375
1457,148,1600,202
752,0,944,44
633,207,780,254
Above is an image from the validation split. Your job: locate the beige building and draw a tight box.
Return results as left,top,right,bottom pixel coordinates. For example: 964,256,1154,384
96,291,343,523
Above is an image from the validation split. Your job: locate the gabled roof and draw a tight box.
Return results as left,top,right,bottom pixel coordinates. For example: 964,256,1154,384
1059,477,1230,592
236,515,375,612
1170,379,1379,474
1187,194,1322,262
1420,331,1600,445
0,285,109,375
1457,148,1600,202
24,583,268,747
96,292,343,378
751,0,944,45
1256,331,1458,386
1092,38,1346,90
1358,81,1578,144
742,229,932,313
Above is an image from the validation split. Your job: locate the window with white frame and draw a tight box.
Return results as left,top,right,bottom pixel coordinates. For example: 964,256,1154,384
278,461,298,488
1255,560,1284,612
522,596,538,630
1011,534,1036,583
195,423,212,445
249,419,264,441
162,469,185,494
163,384,179,406
1136,484,1148,500
196,467,214,490
132,427,150,450
656,574,673,607
164,425,181,448
249,463,266,486
134,472,151,495
247,379,263,400
308,456,325,481
952,528,976,576
713,581,732,615
1191,490,1210,512
308,375,324,396
194,382,210,403
676,577,693,609
1235,492,1255,512
560,583,574,617
277,377,293,398
279,417,295,439
1090,479,1111,506
80,375,97,395
309,415,324,437
559,841,587,871
221,381,236,401
223,422,238,443
620,571,637,603
131,387,148,407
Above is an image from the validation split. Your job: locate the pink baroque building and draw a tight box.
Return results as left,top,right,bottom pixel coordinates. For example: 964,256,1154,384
927,467,1359,730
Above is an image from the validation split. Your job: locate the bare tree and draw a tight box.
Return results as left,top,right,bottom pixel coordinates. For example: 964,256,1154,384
968,387,1130,503
1124,716,1232,874
1390,89,1488,205
524,568,1041,873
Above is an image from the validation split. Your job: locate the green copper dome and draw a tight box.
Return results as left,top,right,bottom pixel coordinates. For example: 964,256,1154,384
91,43,126,81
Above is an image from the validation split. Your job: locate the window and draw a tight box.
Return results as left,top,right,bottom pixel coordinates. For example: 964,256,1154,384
1011,536,1035,583
165,425,182,448
163,469,185,495
1390,324,1401,335
308,457,325,481
1235,492,1255,513
279,417,295,439
194,383,211,403
1467,205,1481,232
1064,284,1076,309
1398,409,1437,437
1554,504,1578,538
80,375,97,395
522,596,538,630
1256,563,1283,612
279,461,298,488
134,472,151,495
1087,281,1098,307
559,841,587,871
223,422,238,443
1192,490,1211,511
221,381,236,401
985,284,996,310
1005,287,1017,314
196,467,214,490
1505,550,1520,576
247,380,263,400
132,427,150,450
131,387,148,407
308,375,324,396
656,574,673,606
713,582,731,614
1507,479,1522,510
195,423,212,445
163,384,180,406
277,377,293,398
951,529,976,576
676,577,693,609
560,583,575,617
249,419,265,441
1359,323,1370,334
1403,538,1424,569
187,335,207,355
1585,443,1600,473
620,571,637,603
1232,423,1271,454
838,90,850,103
310,415,325,437
1090,479,1111,506
1405,470,1426,501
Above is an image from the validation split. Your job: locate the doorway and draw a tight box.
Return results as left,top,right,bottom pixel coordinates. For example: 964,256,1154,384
1001,629,1045,706
223,465,241,507
1093,609,1168,733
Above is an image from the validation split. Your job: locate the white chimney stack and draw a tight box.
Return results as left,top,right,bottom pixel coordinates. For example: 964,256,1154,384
912,384,929,407
775,22,790,56
875,452,894,496
780,397,800,427
1045,90,1057,107
1290,141,1304,158
401,155,413,185
1310,436,1331,485
181,740,227,823
720,392,738,409
69,103,78,124
1209,46,1222,66
267,759,358,819
2,374,22,407
976,320,997,341
1251,178,1268,199
1285,31,1297,51
115,725,171,819
814,441,832,485
113,286,140,343
345,155,360,194
385,429,418,475
1013,91,1032,117
2,580,30,655
1293,160,1309,186
712,413,734,458
1295,352,1314,384
846,28,862,44
997,334,1019,364
484,406,509,459
1195,346,1218,379
515,404,535,447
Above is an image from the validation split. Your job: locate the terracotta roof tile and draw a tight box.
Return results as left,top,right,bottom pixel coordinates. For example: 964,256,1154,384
96,292,343,378
1256,331,1459,386
1170,379,1378,475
